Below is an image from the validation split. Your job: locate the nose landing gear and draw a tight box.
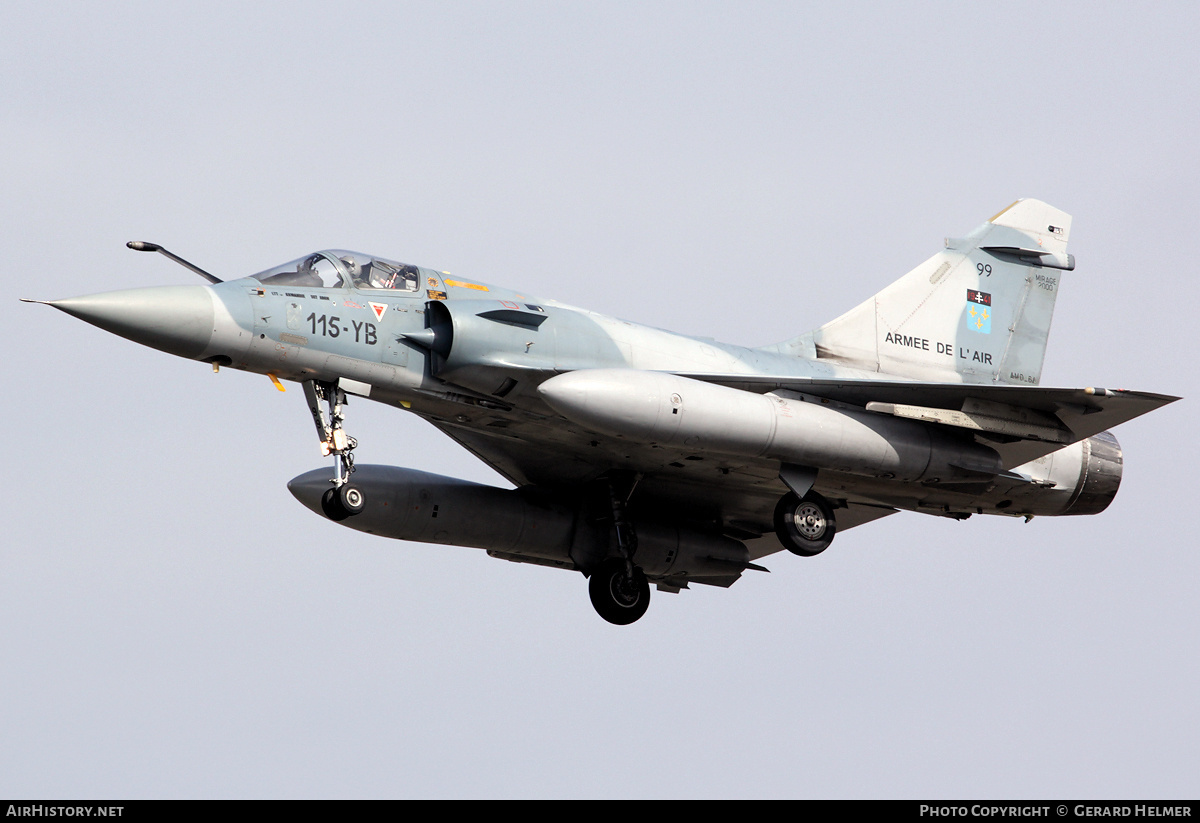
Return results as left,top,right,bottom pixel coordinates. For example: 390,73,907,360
321,483,365,522
303,379,366,521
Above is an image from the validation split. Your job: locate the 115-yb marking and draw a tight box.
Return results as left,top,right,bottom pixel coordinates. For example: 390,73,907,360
307,313,377,345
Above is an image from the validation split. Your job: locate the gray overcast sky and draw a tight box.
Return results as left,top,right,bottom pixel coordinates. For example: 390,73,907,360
2,1,1197,798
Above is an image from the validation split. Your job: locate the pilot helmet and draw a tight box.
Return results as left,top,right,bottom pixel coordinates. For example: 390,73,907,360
339,255,364,279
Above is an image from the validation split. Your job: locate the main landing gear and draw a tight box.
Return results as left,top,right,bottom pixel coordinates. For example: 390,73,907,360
587,472,650,625
773,464,837,556
773,490,836,556
303,379,366,522
589,558,650,625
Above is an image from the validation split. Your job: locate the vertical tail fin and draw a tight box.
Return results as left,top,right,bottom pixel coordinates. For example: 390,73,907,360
772,199,1073,386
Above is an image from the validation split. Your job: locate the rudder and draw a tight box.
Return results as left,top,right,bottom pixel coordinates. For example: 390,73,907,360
770,199,1073,386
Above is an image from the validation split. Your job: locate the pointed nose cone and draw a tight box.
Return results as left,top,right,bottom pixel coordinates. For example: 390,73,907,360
287,469,332,516
48,285,215,359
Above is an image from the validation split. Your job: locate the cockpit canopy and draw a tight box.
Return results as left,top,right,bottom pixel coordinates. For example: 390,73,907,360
250,250,422,292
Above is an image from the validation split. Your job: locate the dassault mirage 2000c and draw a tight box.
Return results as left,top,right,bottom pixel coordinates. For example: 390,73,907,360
28,199,1178,624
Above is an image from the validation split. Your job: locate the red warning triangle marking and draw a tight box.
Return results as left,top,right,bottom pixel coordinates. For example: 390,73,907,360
368,302,387,321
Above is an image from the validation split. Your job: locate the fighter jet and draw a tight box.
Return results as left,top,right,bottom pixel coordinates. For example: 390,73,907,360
27,199,1178,624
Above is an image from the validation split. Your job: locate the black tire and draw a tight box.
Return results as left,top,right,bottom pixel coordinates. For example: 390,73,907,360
339,484,365,515
774,491,836,556
588,559,651,625
321,487,351,521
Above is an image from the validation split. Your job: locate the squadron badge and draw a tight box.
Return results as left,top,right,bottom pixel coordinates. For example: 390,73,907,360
966,289,991,334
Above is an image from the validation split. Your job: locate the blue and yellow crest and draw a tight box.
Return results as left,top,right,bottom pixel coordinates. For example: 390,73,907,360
966,289,992,334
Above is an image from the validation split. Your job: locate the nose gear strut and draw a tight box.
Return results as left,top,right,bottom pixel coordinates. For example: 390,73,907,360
302,379,365,520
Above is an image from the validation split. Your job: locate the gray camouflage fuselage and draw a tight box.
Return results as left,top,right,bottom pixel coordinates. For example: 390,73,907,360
35,200,1178,621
